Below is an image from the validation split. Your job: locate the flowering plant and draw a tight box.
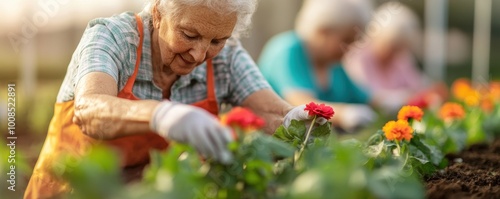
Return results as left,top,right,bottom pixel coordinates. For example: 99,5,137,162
365,106,444,177
56,102,431,199
48,78,500,199
274,103,334,148
419,102,469,154
221,107,265,134
439,102,466,122
449,78,498,145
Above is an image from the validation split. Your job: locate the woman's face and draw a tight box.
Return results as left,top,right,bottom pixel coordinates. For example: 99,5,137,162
314,27,358,63
374,37,406,64
153,5,237,75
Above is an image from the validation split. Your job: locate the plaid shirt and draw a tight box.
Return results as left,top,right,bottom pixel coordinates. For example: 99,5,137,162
57,11,270,107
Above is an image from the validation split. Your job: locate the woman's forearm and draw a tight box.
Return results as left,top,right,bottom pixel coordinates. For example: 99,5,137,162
74,94,160,139
74,72,161,139
241,89,293,134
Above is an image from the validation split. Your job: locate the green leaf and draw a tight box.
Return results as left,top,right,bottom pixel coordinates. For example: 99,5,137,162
366,130,385,146
367,165,426,199
464,108,487,145
244,169,262,185
409,150,429,165
364,140,385,158
59,146,125,199
409,135,443,166
273,120,308,148
311,122,333,137
288,119,307,138
263,136,295,158
273,125,291,141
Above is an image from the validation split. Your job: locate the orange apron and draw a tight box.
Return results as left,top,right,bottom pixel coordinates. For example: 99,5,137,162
25,14,219,199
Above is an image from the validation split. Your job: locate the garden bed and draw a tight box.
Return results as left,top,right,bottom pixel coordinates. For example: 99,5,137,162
426,139,500,199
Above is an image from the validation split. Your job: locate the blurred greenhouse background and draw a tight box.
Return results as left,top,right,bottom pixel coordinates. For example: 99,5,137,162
0,0,499,196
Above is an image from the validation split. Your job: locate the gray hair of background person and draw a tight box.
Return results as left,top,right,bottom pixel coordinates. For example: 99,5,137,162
369,2,421,51
146,0,258,38
295,0,373,39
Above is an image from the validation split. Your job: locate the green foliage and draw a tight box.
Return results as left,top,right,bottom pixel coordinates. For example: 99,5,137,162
273,119,333,148
142,131,296,199
57,103,500,199
483,103,500,136
408,134,444,176
58,146,126,199
420,112,467,154
464,108,488,145
273,120,307,148
364,130,444,178
287,140,425,199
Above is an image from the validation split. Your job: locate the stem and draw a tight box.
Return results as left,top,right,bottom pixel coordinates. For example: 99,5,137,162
295,116,317,162
395,140,401,157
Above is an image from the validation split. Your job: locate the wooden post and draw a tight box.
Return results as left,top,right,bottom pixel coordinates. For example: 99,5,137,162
472,0,492,84
424,0,448,81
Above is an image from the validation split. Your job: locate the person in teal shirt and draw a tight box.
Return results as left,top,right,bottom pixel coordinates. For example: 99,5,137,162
259,0,378,132
259,31,370,104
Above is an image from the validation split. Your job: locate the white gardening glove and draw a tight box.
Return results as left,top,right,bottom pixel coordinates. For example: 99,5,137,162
376,91,411,114
283,105,328,128
337,104,376,132
150,101,233,164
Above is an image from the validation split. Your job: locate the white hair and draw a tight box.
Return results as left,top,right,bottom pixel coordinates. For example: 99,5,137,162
146,0,258,38
295,0,373,39
370,2,420,45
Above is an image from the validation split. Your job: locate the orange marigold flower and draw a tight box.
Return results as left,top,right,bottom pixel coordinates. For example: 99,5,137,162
464,89,481,107
221,107,265,133
397,105,424,122
382,120,414,142
490,81,500,102
451,78,472,101
439,102,465,121
480,93,495,113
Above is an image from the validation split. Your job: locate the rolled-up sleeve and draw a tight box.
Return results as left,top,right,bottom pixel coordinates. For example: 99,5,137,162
228,44,271,105
73,22,126,88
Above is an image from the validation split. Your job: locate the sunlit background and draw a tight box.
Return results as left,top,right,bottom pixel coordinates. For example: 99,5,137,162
0,0,499,197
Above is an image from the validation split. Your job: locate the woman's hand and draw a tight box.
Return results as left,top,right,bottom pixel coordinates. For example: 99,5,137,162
151,101,234,164
283,90,376,132
283,105,327,127
336,104,376,132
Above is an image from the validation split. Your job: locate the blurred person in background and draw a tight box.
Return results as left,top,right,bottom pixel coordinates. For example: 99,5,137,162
344,2,447,111
259,0,379,132
25,0,322,198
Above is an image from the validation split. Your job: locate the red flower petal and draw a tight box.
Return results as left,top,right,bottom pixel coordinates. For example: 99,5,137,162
304,102,335,120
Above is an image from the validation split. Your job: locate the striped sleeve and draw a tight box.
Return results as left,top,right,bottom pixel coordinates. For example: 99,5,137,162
73,21,126,88
228,43,271,105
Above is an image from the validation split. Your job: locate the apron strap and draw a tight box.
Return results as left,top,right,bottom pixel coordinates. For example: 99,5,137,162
206,59,216,100
120,14,144,96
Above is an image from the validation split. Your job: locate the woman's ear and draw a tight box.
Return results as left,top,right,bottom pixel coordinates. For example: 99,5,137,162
152,4,162,29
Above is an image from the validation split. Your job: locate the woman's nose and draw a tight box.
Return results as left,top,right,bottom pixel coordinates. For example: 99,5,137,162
189,42,209,63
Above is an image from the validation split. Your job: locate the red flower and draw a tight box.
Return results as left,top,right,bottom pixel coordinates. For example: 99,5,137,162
221,107,265,132
407,95,429,109
304,102,335,120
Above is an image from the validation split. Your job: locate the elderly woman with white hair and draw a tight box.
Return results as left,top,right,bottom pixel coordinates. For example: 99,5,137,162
343,2,446,110
25,0,318,198
259,0,378,132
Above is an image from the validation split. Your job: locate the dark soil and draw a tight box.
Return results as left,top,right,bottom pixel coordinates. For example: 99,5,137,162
425,139,500,199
